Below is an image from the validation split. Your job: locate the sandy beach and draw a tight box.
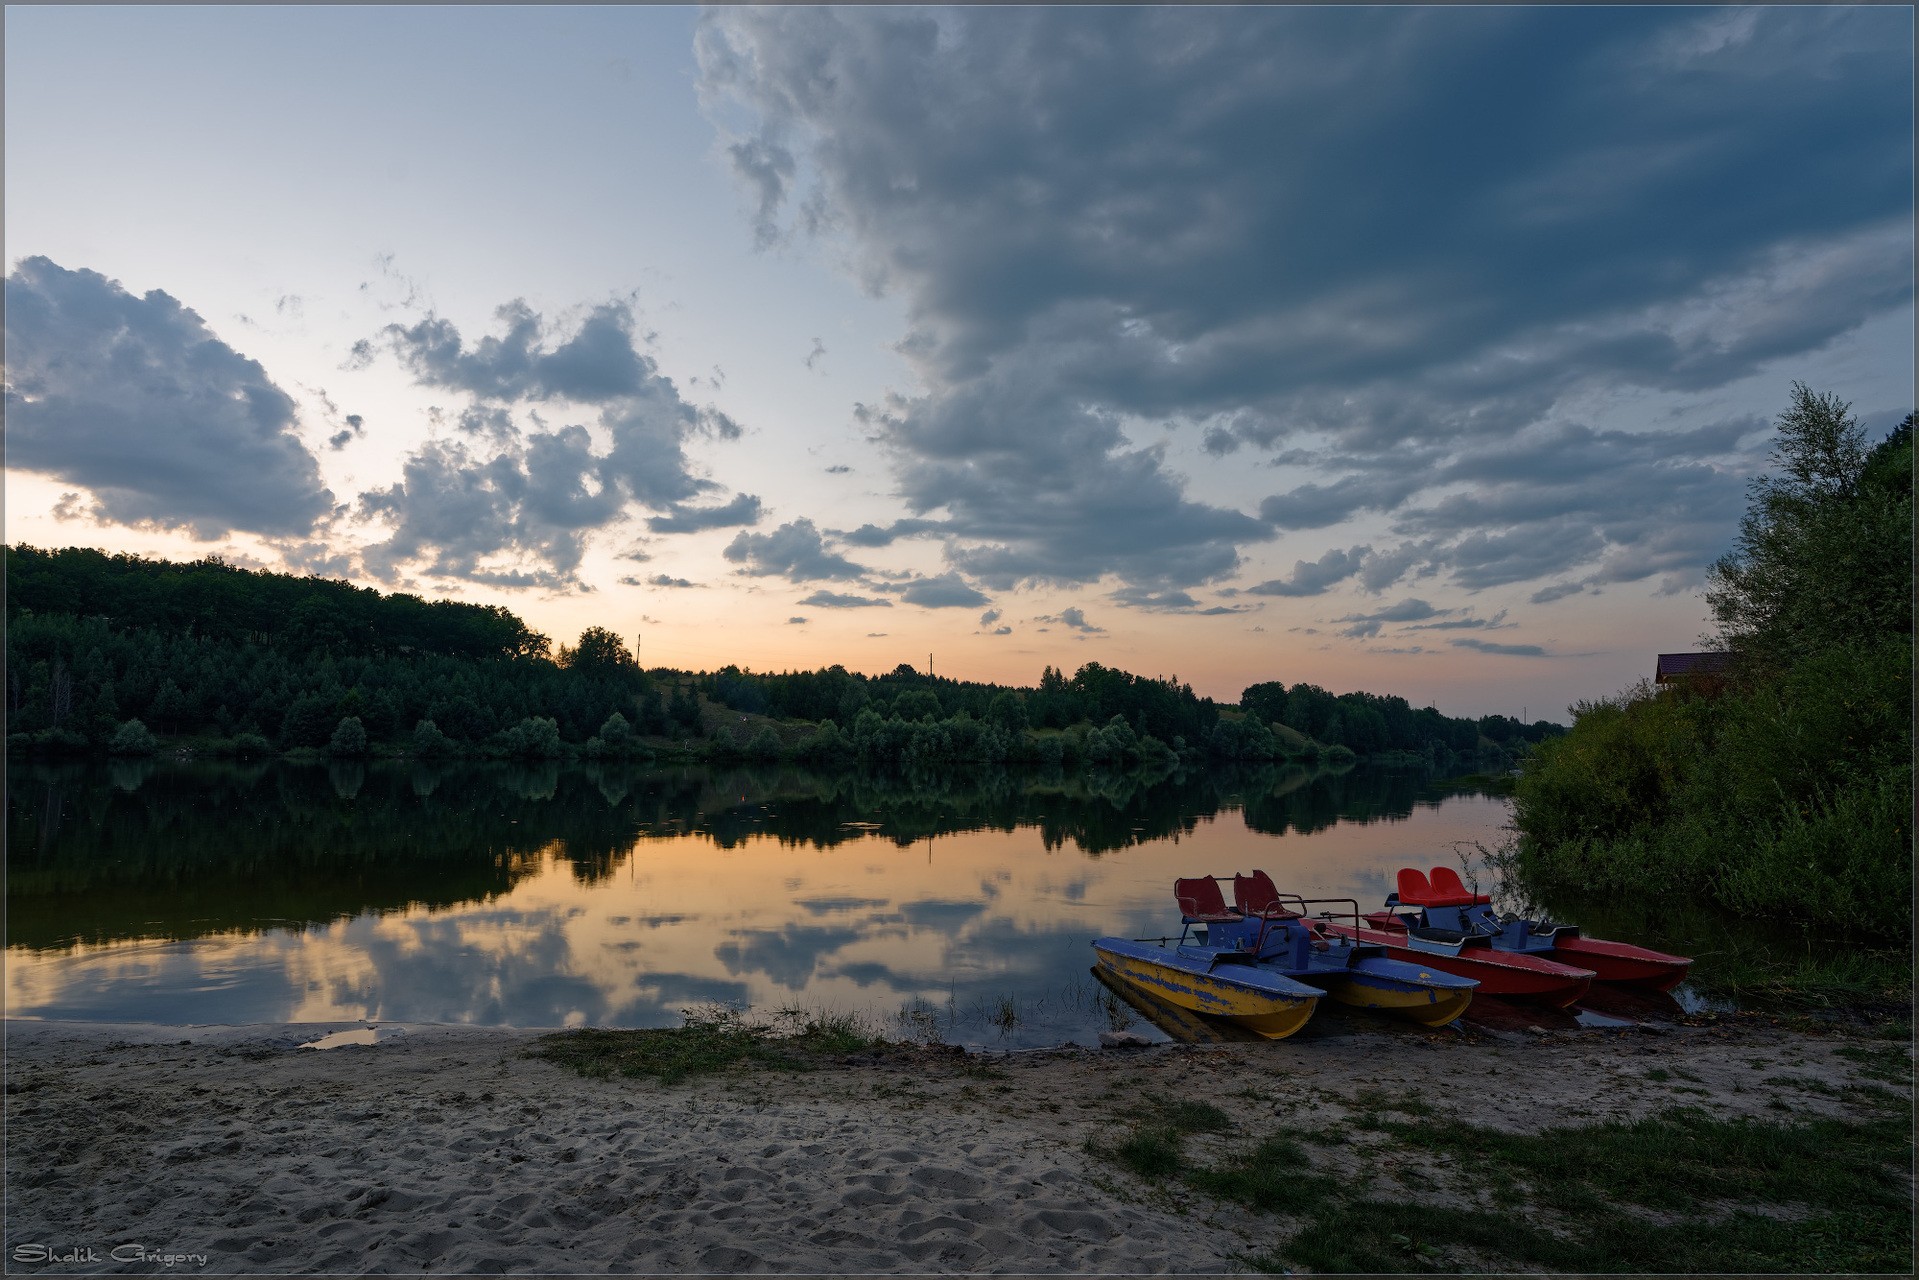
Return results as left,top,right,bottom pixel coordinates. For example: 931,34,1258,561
3,1013,1903,1275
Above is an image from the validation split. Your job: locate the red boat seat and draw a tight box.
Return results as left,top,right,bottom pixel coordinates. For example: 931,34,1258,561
1232,870,1300,919
1397,866,1485,908
1174,877,1239,923
1429,866,1492,906
1396,868,1437,905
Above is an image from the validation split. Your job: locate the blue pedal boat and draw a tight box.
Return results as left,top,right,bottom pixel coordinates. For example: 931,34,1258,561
1092,910,1322,1040
1177,872,1478,1027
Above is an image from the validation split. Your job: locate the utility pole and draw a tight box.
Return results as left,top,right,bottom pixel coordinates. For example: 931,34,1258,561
928,652,933,678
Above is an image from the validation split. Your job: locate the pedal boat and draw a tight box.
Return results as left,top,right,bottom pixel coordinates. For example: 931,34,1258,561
1367,867,1692,993
1221,872,1478,1027
1092,898,1322,1041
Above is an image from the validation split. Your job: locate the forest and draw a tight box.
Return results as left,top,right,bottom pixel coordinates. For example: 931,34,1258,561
5,543,1557,769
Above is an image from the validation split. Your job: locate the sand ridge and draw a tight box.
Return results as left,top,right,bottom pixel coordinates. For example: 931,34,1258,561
2,1016,1901,1274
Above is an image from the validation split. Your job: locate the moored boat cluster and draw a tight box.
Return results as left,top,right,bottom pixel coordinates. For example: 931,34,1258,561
1092,866,1692,1040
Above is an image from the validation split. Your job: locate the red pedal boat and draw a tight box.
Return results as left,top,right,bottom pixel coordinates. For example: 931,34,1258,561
1314,915,1595,1008
1362,866,1692,994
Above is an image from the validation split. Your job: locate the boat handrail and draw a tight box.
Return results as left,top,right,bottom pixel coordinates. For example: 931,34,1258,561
1266,895,1365,938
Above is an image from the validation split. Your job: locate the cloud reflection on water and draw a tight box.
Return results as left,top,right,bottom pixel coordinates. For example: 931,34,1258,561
6,765,1512,1039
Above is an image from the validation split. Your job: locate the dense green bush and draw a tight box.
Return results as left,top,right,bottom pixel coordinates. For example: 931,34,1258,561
107,718,158,756
1513,389,1912,937
499,716,563,759
327,716,369,757
412,718,456,757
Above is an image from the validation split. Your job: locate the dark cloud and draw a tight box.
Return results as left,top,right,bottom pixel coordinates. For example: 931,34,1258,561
359,438,602,589
645,492,764,534
3,257,335,538
788,616,808,624
979,608,1002,626
1259,474,1421,532
355,295,751,588
825,464,853,474
1451,638,1550,657
1333,598,1448,639
451,405,518,443
1110,586,1257,616
798,589,892,608
990,626,1012,636
1530,581,1589,605
647,574,700,589
379,301,655,404
723,518,868,581
804,337,826,371
1246,547,1368,598
836,517,942,548
1036,607,1104,634
699,7,1910,597
895,573,990,609
1405,609,1510,632
861,384,1272,591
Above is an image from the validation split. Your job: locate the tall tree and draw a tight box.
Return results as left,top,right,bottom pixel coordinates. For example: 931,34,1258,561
1705,386,1914,673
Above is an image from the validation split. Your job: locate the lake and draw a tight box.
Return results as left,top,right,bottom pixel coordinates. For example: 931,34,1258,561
6,759,1523,1046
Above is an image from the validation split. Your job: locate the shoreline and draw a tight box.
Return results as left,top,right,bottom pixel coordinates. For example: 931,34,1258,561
6,1013,1910,1274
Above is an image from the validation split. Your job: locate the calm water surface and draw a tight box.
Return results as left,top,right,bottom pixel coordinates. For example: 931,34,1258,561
7,760,1516,1045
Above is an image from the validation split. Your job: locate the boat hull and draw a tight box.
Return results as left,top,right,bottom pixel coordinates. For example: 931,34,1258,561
1319,923,1594,1008
1092,939,1320,1040
1551,936,1691,991
1306,955,1477,1027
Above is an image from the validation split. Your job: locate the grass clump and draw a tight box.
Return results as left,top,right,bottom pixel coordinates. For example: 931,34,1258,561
1084,1095,1240,1181
1833,1042,1914,1086
528,1004,883,1085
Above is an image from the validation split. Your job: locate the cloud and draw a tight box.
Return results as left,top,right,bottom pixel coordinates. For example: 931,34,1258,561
1036,607,1105,634
836,517,942,548
378,300,658,404
327,413,366,451
698,6,1911,598
645,492,764,534
646,574,701,589
825,464,852,474
355,294,752,587
723,518,868,581
788,616,808,624
895,573,990,609
3,257,335,538
858,386,1272,591
1405,609,1510,632
798,590,892,609
1246,547,1368,598
804,337,826,370
1530,581,1589,604
979,608,1002,626
1258,474,1422,532
1450,637,1550,657
1333,597,1447,639
1111,585,1257,615
359,437,607,588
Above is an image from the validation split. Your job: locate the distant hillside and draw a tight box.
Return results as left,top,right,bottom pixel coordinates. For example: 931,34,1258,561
6,545,548,661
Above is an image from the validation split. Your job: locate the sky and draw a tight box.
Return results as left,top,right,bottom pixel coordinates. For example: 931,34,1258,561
4,5,1913,722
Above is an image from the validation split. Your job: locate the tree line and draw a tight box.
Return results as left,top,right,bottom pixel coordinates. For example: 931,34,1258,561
7,543,1551,768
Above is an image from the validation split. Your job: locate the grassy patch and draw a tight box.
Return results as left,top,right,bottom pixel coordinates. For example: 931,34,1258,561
528,1004,883,1085
1834,1042,1914,1086
1089,1095,1914,1274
